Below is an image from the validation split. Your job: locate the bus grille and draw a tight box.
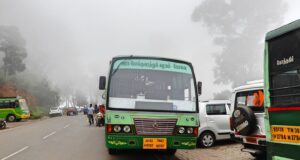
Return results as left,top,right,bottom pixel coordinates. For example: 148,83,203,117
134,118,177,136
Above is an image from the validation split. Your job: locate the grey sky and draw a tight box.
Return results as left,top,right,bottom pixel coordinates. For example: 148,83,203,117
0,0,299,101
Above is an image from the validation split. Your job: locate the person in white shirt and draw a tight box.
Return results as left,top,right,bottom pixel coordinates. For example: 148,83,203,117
87,104,94,125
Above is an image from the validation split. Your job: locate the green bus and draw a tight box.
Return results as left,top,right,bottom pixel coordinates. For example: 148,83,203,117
264,19,300,159
99,56,201,155
0,97,30,122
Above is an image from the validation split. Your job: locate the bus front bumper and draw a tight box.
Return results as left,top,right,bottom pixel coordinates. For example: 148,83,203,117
106,135,197,149
21,114,30,119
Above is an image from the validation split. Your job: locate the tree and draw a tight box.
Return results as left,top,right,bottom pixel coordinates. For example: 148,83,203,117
0,26,27,82
75,91,88,106
192,0,287,87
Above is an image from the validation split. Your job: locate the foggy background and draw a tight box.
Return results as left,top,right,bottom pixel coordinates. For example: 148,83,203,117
1,0,300,106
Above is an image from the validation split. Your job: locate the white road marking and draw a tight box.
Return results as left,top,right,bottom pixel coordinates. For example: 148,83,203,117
1,146,29,160
42,131,56,140
63,124,70,129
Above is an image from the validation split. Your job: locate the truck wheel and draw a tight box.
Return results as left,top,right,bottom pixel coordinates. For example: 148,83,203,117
108,149,118,155
199,131,215,148
7,114,16,122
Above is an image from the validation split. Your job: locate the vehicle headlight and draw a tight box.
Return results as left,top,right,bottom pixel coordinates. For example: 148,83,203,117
123,125,131,133
187,127,193,134
113,125,121,133
178,127,185,134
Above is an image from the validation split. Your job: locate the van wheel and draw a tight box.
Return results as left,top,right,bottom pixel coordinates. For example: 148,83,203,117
199,131,215,148
7,114,16,122
108,149,118,155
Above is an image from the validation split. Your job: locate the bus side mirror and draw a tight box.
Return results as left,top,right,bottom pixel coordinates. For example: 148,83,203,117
99,76,106,90
197,81,202,95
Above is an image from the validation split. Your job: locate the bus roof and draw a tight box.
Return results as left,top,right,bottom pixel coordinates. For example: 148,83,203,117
266,19,300,41
112,55,192,65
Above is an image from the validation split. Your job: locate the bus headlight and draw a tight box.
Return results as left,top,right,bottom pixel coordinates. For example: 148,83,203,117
113,125,121,133
187,127,193,134
178,127,185,134
123,125,131,133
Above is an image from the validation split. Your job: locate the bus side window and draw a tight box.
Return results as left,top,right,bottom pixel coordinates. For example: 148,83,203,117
4,101,9,108
9,102,16,108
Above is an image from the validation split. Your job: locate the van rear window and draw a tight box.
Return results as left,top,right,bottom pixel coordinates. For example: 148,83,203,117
235,90,264,113
206,104,227,115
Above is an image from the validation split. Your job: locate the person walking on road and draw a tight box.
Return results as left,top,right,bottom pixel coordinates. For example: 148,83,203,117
94,104,98,114
87,104,94,125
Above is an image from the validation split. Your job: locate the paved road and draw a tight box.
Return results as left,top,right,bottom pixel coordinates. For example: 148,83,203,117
0,115,179,160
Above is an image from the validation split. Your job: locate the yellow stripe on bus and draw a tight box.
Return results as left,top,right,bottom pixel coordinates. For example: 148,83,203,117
0,108,29,118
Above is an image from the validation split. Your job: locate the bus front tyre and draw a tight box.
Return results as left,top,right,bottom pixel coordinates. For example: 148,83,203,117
7,114,16,122
108,149,118,155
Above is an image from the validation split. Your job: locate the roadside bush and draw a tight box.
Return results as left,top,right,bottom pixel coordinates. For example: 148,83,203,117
29,106,45,119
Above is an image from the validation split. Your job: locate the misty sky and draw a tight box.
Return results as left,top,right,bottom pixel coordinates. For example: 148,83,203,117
0,0,300,101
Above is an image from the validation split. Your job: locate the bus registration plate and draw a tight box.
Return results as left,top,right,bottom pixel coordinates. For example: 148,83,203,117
271,125,300,143
143,138,167,149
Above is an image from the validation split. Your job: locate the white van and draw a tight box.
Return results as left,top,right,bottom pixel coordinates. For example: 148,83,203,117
49,107,63,117
197,100,231,147
230,80,266,159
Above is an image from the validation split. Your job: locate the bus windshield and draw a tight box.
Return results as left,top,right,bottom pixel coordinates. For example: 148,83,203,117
19,99,29,112
108,58,197,112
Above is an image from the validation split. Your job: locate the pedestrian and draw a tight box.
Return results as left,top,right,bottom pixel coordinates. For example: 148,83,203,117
83,105,88,115
98,104,106,126
99,104,105,115
94,104,98,114
87,104,94,125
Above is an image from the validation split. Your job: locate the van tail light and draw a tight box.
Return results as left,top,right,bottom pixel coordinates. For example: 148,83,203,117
107,124,112,133
193,127,198,137
230,117,234,131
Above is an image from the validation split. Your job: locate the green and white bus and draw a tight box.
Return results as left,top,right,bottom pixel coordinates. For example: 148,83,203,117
99,56,201,155
0,97,30,122
264,20,300,159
